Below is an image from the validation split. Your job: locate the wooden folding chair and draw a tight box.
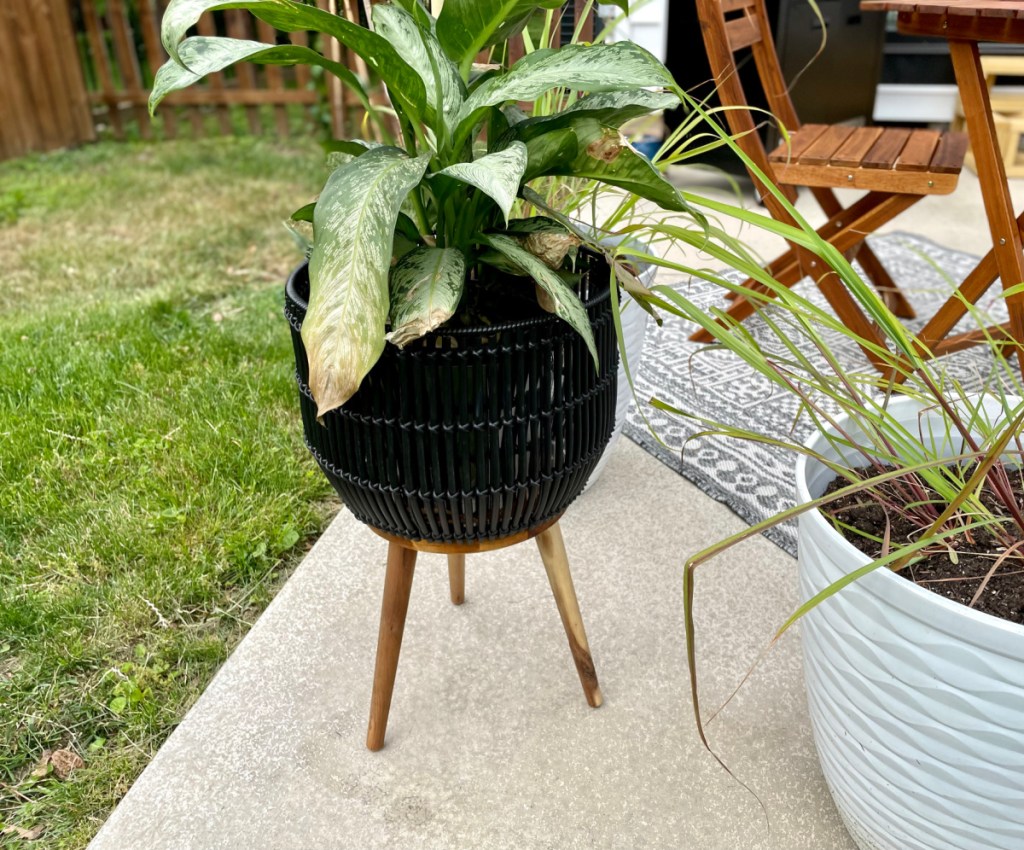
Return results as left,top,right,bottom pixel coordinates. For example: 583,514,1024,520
690,0,968,372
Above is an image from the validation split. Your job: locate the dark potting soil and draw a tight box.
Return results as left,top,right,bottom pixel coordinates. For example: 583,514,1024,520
822,468,1024,626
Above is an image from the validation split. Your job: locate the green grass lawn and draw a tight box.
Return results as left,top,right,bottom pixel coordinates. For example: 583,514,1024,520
0,138,337,847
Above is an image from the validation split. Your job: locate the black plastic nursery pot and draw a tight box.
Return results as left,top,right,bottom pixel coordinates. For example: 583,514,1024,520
284,254,619,544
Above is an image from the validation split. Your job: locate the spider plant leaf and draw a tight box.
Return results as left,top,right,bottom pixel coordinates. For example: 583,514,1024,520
387,247,467,347
149,37,362,114
372,3,464,128
483,233,598,368
455,42,673,144
432,143,528,223
435,0,565,74
302,148,431,416
158,0,428,121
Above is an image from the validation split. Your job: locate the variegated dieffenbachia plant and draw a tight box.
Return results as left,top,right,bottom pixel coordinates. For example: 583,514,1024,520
150,0,688,415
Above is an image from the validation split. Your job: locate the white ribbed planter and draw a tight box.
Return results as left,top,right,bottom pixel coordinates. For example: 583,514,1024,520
583,252,655,490
795,397,1024,850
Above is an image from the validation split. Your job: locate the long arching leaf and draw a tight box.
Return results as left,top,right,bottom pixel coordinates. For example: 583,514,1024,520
159,0,427,121
386,247,466,346
483,233,598,368
302,148,431,416
524,117,689,212
455,42,673,145
149,37,364,113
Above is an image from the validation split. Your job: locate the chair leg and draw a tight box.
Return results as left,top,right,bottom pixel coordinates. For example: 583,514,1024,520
535,523,603,709
366,542,417,751
447,553,465,605
856,243,917,319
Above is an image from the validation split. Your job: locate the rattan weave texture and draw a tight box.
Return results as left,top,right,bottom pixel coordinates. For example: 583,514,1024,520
284,256,618,542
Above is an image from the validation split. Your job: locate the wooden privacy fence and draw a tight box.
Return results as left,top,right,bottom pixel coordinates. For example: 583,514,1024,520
73,0,337,141
0,0,95,161
0,1,599,160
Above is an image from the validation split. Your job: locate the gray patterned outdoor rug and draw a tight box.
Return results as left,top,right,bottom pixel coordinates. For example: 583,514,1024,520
624,232,1009,555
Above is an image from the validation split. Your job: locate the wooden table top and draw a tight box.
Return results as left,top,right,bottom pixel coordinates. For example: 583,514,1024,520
861,0,1024,40
861,0,1024,18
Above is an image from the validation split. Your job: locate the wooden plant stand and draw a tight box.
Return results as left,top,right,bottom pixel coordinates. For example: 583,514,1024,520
365,516,602,751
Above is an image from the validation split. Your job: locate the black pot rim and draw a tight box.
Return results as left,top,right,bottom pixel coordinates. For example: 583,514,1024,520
285,254,612,338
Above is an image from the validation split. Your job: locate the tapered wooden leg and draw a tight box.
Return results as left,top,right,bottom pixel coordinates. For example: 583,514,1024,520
447,553,465,605
535,523,603,708
366,542,417,751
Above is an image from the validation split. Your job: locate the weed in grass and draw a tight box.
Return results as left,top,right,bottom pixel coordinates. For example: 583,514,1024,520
0,138,336,848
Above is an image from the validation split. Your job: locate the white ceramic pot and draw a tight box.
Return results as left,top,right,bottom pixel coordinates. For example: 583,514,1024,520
583,254,655,490
795,396,1024,850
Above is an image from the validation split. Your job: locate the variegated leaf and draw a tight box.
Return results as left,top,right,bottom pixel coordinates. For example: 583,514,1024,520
386,247,466,347
519,127,578,181
149,37,360,113
483,233,598,368
160,0,281,62
302,148,431,416
159,0,428,121
372,3,463,129
556,89,679,128
436,0,564,74
506,218,581,270
534,117,689,212
456,42,673,143
433,142,527,223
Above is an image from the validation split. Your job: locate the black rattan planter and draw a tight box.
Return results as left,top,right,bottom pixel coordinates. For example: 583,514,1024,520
284,255,618,544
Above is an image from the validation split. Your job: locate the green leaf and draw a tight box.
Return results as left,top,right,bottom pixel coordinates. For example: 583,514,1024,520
519,127,578,181
483,233,598,368
435,0,565,74
537,88,679,130
290,202,316,222
603,0,629,10
159,0,428,121
149,37,362,114
372,3,464,128
505,216,580,269
387,247,467,346
540,118,689,212
108,696,127,715
455,42,673,144
389,0,434,29
432,142,528,222
302,148,431,416
159,0,280,62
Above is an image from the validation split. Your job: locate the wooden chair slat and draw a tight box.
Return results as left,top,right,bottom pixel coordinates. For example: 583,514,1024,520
768,124,829,162
863,128,912,169
930,131,970,173
798,124,856,165
721,0,757,11
896,129,942,171
725,14,761,51
831,126,884,167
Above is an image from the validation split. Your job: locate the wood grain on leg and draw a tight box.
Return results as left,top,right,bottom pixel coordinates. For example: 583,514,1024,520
536,523,603,708
366,542,417,751
447,553,465,605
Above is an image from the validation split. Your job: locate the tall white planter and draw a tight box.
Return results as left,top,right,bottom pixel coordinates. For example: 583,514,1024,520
583,255,655,489
795,397,1024,850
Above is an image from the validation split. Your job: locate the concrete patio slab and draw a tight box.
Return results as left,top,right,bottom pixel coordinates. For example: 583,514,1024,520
88,440,853,850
